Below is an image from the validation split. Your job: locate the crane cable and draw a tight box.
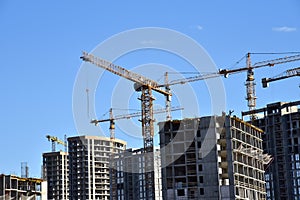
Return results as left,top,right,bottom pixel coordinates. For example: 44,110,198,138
250,52,300,55
224,52,300,70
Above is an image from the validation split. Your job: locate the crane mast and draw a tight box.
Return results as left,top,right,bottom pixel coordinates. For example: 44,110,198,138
245,53,257,120
140,86,155,199
164,72,171,121
109,108,117,199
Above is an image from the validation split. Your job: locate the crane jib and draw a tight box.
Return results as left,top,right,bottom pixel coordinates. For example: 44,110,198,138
81,52,171,96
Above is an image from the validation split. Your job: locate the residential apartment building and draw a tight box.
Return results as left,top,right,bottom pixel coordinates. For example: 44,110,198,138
67,135,126,200
42,151,68,199
159,115,269,199
111,148,162,200
243,101,300,200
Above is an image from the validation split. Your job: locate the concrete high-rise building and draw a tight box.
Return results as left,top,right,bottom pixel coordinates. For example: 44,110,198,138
42,151,69,200
67,135,126,200
112,148,162,200
243,101,300,200
159,115,269,199
0,174,47,200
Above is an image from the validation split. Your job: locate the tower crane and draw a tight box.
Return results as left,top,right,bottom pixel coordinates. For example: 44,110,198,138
81,52,172,200
221,53,300,119
91,106,183,139
163,53,300,120
262,66,300,88
91,106,182,200
46,135,67,152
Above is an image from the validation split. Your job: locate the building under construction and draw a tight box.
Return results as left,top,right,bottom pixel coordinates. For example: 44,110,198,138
111,148,162,200
0,174,47,200
159,115,269,199
67,135,126,200
42,151,69,200
243,101,300,200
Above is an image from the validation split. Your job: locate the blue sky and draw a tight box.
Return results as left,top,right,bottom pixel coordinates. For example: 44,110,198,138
0,1,299,177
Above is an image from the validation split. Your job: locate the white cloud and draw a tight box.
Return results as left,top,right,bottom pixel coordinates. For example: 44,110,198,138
272,26,297,32
196,25,203,30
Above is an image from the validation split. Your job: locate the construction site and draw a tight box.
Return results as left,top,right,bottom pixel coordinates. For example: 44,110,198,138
39,53,300,200
1,51,299,200
2,0,300,199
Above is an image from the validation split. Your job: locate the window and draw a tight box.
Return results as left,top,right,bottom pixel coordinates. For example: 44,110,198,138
177,189,185,196
267,191,270,198
200,188,204,195
197,141,202,148
265,174,270,181
293,122,298,129
197,130,201,137
199,176,203,183
198,153,202,160
198,164,203,171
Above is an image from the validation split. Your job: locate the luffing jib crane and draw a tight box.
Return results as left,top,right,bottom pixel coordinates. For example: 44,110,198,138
46,135,67,152
262,66,300,88
81,52,171,200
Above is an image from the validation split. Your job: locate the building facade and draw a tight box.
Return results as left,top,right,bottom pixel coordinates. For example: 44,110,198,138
112,148,162,200
42,151,68,200
243,101,300,200
68,135,126,200
0,174,47,200
159,115,268,199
